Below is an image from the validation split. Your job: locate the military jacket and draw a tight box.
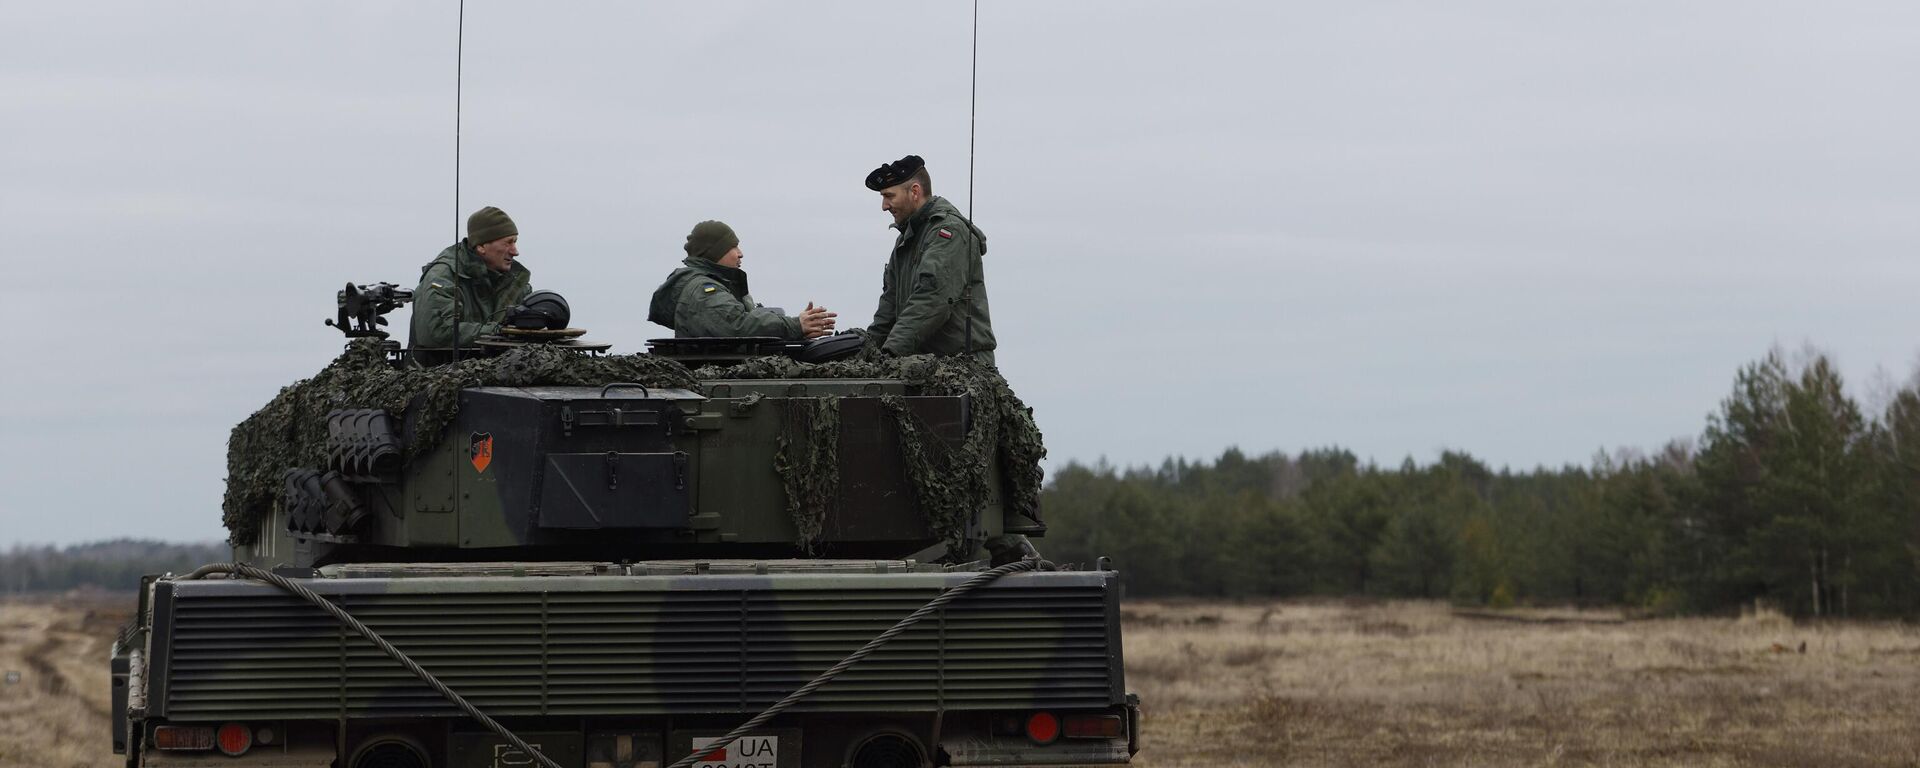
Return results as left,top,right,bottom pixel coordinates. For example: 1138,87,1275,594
646,256,802,339
407,240,532,363
869,195,995,363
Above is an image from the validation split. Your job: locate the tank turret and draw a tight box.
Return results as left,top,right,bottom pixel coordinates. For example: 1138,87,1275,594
225,282,1047,569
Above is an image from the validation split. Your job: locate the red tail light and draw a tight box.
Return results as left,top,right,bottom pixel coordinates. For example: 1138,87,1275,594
153,726,215,751
1063,714,1125,739
216,723,253,756
1025,712,1060,745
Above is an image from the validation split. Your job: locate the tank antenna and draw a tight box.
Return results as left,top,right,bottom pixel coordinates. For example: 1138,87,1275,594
967,0,979,217
450,0,467,541
454,0,465,241
452,0,465,369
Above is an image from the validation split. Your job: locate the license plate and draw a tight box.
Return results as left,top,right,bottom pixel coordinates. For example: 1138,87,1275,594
689,734,779,768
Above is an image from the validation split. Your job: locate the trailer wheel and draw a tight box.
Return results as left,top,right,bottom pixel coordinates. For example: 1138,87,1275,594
847,731,927,768
351,738,430,768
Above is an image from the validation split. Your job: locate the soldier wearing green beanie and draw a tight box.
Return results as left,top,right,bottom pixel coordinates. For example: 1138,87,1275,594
684,220,739,263
407,206,534,365
648,220,836,340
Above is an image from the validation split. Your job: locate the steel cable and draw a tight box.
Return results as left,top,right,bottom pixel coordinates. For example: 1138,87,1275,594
664,556,1041,768
176,563,562,768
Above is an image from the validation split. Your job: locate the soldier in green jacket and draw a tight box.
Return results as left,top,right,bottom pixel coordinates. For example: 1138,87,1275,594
867,156,1032,565
407,206,533,365
864,155,995,365
648,220,836,339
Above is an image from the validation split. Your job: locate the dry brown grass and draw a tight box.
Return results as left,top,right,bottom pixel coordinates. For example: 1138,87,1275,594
7,596,1918,767
0,595,129,768
1124,599,1920,767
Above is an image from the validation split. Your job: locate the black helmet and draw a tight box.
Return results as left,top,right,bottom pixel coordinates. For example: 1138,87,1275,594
505,290,571,330
794,331,864,363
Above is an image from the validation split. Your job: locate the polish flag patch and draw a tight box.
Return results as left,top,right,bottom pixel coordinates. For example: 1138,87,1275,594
938,228,954,239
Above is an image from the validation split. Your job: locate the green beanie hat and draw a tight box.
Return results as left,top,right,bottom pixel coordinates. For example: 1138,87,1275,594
466,206,518,246
684,220,739,262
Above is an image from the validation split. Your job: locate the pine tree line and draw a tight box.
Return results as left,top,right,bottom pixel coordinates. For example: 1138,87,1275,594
1039,347,1920,617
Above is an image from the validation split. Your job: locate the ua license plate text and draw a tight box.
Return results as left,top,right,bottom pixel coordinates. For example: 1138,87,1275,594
691,735,778,768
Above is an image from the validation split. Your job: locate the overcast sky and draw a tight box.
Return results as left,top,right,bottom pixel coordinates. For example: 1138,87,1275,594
3,2,1918,545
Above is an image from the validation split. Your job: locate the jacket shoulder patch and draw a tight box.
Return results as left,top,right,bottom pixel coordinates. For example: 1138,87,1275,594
702,284,718,293
937,228,954,239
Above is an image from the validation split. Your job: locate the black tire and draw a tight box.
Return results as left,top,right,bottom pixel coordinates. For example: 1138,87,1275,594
846,731,927,768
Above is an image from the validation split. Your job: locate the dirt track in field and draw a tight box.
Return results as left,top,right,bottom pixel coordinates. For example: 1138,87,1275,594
0,594,128,768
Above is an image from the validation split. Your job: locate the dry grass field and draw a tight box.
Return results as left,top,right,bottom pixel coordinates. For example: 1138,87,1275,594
4,595,1919,767
1125,600,1920,767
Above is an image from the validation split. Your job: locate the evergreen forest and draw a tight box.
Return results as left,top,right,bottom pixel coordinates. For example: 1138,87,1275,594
1040,347,1920,618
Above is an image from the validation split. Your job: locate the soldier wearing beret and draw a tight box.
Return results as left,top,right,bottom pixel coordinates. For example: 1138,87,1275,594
866,157,1033,564
864,155,996,364
408,206,534,366
648,220,837,340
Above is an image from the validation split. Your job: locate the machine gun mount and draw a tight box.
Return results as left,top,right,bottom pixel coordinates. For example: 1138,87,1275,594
325,281,414,340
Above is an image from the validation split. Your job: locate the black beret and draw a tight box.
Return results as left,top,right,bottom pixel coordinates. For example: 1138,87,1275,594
865,155,925,191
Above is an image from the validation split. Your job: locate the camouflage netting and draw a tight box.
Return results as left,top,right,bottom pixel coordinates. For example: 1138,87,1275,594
700,355,1047,558
772,395,840,554
223,341,700,544
224,341,1047,554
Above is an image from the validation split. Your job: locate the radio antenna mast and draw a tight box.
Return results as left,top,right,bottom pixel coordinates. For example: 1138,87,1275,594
454,0,465,241
451,0,467,541
967,0,979,217
452,0,466,369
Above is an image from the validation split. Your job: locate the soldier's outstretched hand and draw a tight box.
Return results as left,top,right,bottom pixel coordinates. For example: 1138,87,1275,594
800,302,838,339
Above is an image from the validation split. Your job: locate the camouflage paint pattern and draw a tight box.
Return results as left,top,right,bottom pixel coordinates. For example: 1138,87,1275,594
230,343,1044,567
143,564,1125,720
164,333,1118,768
